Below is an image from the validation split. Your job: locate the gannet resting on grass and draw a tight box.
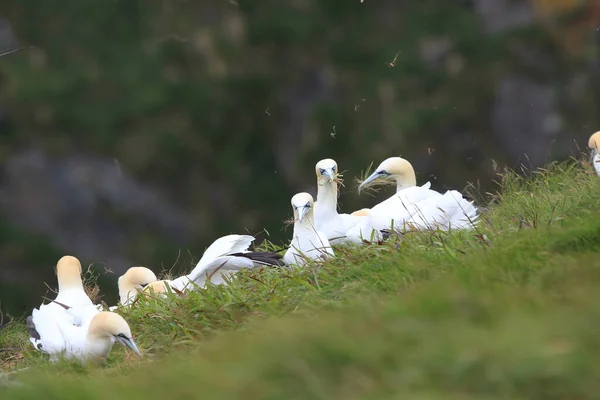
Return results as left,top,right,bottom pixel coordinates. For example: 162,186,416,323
313,159,366,243
357,157,478,230
37,256,101,326
27,310,140,362
284,192,335,266
588,131,600,176
117,266,158,306
118,235,284,297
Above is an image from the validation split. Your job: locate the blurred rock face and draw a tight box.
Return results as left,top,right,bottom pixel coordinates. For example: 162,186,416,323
0,149,196,274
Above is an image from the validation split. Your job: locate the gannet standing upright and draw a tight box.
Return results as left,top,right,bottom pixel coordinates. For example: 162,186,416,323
38,256,100,326
357,157,478,230
313,158,365,244
284,192,335,266
588,131,600,176
27,310,141,362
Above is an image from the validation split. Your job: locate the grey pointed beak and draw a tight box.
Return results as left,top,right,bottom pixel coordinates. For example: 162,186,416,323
358,171,381,192
118,336,142,356
297,206,309,223
590,149,597,164
323,168,335,182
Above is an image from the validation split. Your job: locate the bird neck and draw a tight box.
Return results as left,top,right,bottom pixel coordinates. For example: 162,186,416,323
394,175,417,192
294,215,316,234
316,181,338,212
58,273,85,293
86,332,114,357
119,285,137,305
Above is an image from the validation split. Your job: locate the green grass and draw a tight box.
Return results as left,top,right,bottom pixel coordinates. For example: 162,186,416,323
2,160,600,398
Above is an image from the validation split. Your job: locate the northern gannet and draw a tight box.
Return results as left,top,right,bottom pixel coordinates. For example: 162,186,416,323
27,310,141,362
40,256,101,326
313,158,365,244
123,235,284,296
117,266,158,306
588,131,600,176
284,192,335,266
357,157,478,230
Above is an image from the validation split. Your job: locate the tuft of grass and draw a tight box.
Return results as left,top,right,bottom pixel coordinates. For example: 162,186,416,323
2,160,600,398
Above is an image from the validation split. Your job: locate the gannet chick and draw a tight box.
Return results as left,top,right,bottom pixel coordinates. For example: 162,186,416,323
358,157,478,230
313,158,365,244
27,310,141,362
284,192,334,266
117,267,158,306
588,131,600,176
123,235,284,296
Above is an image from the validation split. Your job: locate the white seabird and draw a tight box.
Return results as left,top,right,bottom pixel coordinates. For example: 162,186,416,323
36,255,101,326
357,156,478,230
313,158,366,243
123,235,284,297
27,310,141,362
116,266,158,307
284,192,335,266
589,131,600,176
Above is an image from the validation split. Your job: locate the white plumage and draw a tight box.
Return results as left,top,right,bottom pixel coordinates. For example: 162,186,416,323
357,157,478,231
124,234,284,297
27,256,140,361
313,159,366,243
284,192,335,266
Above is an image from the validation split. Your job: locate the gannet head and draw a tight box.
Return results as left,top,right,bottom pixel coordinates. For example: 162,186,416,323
315,158,338,185
588,131,600,161
118,267,158,305
291,192,314,224
88,311,141,356
358,157,417,192
56,255,84,290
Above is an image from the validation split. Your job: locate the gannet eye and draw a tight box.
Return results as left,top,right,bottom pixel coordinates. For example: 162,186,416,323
304,202,311,208
379,170,388,176
332,166,336,172
140,283,148,288
319,168,326,175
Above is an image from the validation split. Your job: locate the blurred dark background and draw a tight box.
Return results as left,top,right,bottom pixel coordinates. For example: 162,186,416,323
0,0,598,315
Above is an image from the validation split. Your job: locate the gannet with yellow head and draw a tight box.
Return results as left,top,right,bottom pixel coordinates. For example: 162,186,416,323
115,235,285,297
357,157,441,222
284,192,334,266
117,266,158,306
357,157,478,230
313,158,366,243
35,256,101,327
588,131,600,176
27,310,141,362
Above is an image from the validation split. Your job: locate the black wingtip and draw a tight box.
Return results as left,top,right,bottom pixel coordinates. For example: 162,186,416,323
230,251,286,267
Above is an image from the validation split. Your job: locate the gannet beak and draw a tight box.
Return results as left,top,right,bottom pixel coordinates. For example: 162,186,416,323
358,171,382,192
297,206,309,223
323,168,335,181
117,336,142,356
590,149,597,164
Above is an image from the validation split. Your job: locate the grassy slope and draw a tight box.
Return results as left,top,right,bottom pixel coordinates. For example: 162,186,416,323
2,161,600,399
